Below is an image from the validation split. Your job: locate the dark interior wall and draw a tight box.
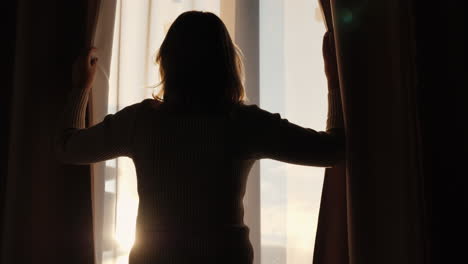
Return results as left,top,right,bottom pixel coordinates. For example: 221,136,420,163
1,1,18,261
414,2,468,263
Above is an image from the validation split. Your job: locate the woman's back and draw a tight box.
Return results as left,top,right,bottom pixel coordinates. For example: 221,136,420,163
133,100,252,226
130,100,254,263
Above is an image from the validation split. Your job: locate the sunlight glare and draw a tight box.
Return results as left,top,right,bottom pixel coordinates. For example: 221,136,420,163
114,195,139,252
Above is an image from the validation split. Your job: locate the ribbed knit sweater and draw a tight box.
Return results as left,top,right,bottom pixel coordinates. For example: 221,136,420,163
54,87,345,264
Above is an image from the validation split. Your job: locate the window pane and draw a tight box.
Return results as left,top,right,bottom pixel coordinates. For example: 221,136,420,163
260,0,327,263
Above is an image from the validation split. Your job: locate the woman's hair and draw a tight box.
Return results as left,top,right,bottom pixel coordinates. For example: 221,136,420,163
152,11,246,109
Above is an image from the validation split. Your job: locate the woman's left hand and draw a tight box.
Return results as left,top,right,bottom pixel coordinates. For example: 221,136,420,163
72,47,98,90
322,32,339,91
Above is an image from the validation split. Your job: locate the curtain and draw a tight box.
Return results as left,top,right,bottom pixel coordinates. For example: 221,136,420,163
2,0,101,263
313,1,348,263
88,1,119,263
313,1,427,263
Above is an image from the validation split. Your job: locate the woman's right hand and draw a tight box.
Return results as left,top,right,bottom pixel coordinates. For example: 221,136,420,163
322,31,340,91
72,47,99,90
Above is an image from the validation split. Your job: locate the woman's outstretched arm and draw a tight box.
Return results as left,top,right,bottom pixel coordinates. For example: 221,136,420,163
53,48,139,164
241,99,345,167
243,31,345,167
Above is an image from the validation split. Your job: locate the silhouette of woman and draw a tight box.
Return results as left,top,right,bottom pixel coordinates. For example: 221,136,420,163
54,11,344,264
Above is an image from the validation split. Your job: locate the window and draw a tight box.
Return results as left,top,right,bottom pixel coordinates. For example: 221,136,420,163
93,1,327,264
260,1,327,263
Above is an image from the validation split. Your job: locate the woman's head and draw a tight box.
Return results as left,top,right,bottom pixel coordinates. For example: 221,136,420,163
153,11,246,109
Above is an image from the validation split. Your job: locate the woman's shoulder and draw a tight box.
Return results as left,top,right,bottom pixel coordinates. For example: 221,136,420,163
141,98,163,108
136,99,277,120
231,102,279,120
231,102,260,114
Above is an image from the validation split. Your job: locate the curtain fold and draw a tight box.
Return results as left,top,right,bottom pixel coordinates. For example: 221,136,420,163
314,0,426,263
88,1,118,262
2,1,101,263
313,2,349,264
313,165,349,264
